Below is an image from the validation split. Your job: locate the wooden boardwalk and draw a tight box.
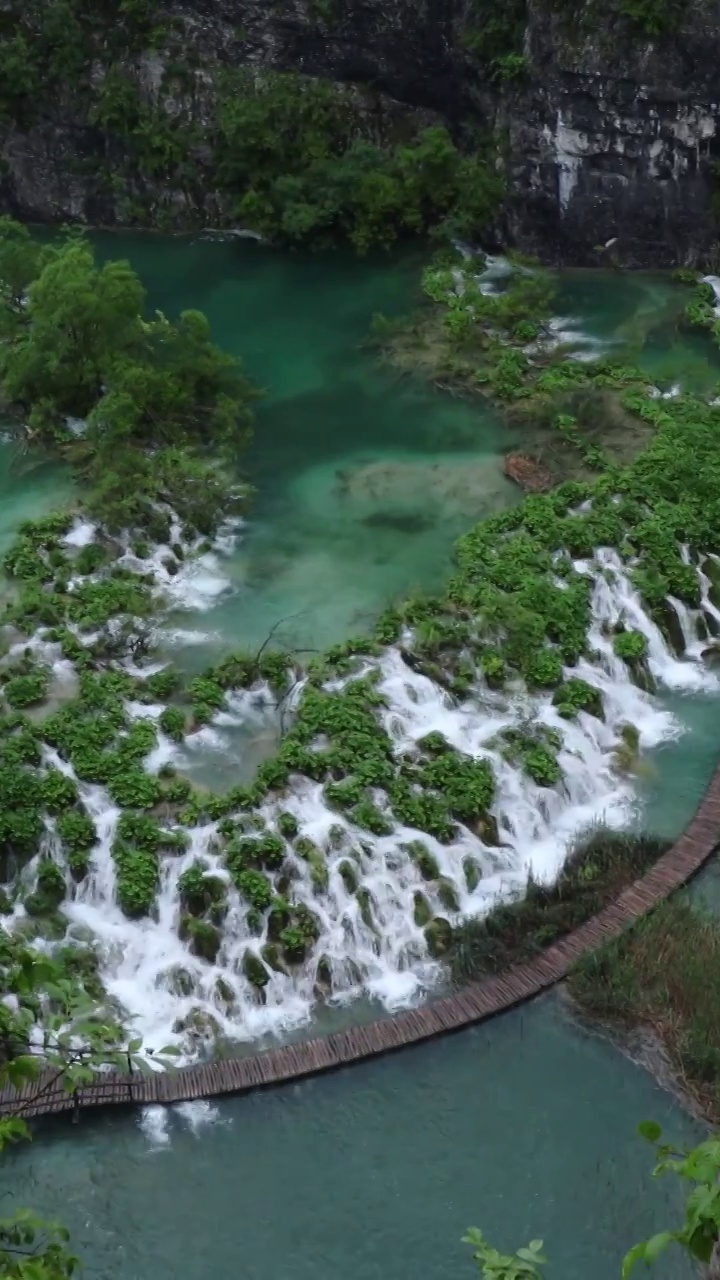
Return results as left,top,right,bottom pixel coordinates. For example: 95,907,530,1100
5,767,720,1120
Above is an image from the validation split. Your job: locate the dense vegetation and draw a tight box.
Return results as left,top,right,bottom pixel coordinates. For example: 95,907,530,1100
449,829,670,983
0,218,257,531
569,895,720,1122
0,0,504,249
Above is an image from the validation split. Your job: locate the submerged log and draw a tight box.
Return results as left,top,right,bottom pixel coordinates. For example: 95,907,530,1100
503,451,554,494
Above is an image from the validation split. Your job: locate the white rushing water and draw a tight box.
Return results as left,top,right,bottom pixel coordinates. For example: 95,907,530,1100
19,539,717,1061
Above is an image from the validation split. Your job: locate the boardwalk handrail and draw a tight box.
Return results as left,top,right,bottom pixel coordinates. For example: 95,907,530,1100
4,769,720,1119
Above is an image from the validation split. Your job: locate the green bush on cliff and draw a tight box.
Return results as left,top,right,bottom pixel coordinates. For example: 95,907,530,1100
213,72,502,251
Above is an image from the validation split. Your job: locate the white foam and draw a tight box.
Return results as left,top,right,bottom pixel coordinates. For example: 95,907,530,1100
38,551,715,1057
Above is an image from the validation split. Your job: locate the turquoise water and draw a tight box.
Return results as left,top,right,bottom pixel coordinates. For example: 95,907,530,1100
93,235,521,661
4,996,701,1280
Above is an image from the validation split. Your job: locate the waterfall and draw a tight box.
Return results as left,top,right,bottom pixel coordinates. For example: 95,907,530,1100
23,542,716,1060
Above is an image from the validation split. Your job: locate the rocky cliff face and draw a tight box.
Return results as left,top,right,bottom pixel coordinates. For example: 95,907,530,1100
503,1,720,266
2,0,720,266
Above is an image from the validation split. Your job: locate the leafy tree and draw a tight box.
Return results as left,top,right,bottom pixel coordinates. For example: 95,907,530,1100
0,222,258,534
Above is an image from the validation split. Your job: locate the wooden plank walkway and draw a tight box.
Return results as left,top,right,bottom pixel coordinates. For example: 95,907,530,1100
5,765,720,1119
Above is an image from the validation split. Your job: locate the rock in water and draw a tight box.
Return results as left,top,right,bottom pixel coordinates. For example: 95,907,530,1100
503,452,554,494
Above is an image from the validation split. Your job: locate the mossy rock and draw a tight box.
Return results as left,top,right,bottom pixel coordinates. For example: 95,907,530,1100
425,916,453,958
261,943,289,976
356,886,375,931
404,840,440,881
463,856,482,892
413,890,432,927
25,860,67,916
629,661,657,694
295,838,328,891
214,977,237,1012
278,811,298,839
14,911,68,942
0,887,13,914
179,915,221,963
172,1008,221,1042
651,600,686,656
308,851,329,893
162,965,196,998
267,901,292,942
246,907,264,935
472,812,499,846
338,859,359,893
437,878,460,913
315,953,333,993
327,824,346,850
242,950,270,990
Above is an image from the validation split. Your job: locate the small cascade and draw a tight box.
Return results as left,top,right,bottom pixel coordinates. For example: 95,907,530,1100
701,274,720,317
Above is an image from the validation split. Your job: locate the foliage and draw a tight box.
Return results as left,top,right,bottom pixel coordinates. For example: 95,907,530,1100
463,1229,546,1279
569,896,720,1123
450,829,669,983
0,220,258,535
613,629,649,663
112,836,159,918
213,73,503,251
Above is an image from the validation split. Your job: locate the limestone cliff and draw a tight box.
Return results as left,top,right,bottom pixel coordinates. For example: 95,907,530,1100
1,0,719,266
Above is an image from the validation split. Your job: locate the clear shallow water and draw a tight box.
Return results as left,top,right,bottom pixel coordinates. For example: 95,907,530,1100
0,445,73,560
91,235,522,662
4,997,702,1280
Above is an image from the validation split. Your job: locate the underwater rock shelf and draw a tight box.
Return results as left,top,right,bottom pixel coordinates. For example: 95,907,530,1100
5,770,720,1120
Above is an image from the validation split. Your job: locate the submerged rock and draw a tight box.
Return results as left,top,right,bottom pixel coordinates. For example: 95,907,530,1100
503,452,553,494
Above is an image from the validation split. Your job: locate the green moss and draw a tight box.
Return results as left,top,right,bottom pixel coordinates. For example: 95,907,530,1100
242,949,270,989
112,840,159,918
404,840,440,882
177,860,228,919
180,915,221,963
24,858,66,916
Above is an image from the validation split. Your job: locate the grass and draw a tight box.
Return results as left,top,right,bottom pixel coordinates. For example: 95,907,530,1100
449,828,670,983
568,895,720,1123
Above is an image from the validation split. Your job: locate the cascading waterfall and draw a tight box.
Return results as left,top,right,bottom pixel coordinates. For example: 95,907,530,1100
14,534,717,1062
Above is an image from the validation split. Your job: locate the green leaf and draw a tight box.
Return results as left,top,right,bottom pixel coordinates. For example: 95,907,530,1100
621,1241,648,1279
642,1232,675,1264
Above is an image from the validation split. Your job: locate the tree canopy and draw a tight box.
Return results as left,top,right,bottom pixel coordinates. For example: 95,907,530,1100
0,219,258,533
